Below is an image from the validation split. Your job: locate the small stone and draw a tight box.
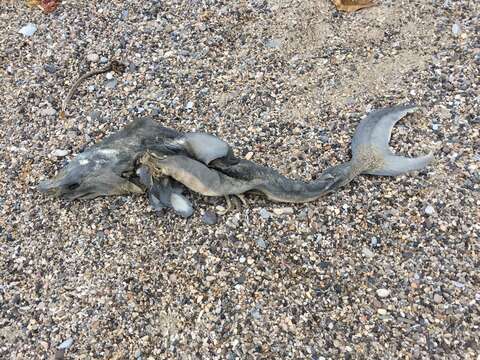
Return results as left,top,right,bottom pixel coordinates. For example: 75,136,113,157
89,111,102,121
87,53,99,62
41,107,56,116
259,208,271,219
19,23,37,37
205,275,215,282
452,23,461,36
128,63,137,72
105,79,118,89
186,101,194,110
106,72,114,80
40,341,49,351
432,123,440,131
52,149,69,157
54,349,65,360
202,211,217,225
251,308,261,320
297,210,308,220
376,289,391,298
245,151,254,160
247,257,254,265
58,338,73,349
44,64,57,74
216,205,226,213
424,205,435,215
362,247,374,258
265,38,281,49
226,214,240,229
433,293,443,304
255,238,267,249
100,56,108,64
377,308,388,315
370,236,379,247
273,207,294,216
239,256,246,263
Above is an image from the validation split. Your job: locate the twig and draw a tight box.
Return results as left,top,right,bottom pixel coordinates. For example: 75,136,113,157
59,60,125,119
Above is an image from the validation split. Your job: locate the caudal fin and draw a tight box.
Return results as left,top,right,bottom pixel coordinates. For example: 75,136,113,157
351,105,434,176
365,153,434,176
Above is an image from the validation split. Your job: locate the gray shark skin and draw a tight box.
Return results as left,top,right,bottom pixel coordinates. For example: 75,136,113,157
38,118,180,200
38,105,434,211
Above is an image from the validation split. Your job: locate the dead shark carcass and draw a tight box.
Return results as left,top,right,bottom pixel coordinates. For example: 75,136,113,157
39,105,434,217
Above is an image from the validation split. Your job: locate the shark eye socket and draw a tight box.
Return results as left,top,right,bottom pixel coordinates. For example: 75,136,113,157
67,183,80,191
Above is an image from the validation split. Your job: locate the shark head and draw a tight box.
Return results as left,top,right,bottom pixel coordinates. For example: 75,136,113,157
38,148,143,201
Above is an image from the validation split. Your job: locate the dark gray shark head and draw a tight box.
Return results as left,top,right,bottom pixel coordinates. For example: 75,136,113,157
38,148,143,201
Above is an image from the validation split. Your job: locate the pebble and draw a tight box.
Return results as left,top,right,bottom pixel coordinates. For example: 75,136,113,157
265,38,281,49
215,205,226,213
40,107,57,116
89,110,102,121
272,207,294,216
377,308,388,315
105,79,118,89
58,338,73,349
87,53,99,62
451,23,461,36
44,64,57,74
259,208,271,219
297,209,308,220
433,293,443,304
251,308,261,320
255,238,267,249
52,149,69,157
54,349,65,360
424,205,435,215
376,289,391,298
201,211,217,225
362,247,375,258
226,214,240,229
186,101,194,110
18,23,37,37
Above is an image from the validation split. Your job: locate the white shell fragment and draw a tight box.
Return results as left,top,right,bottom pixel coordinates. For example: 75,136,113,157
58,338,73,350
19,23,37,37
170,193,193,218
52,149,69,157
